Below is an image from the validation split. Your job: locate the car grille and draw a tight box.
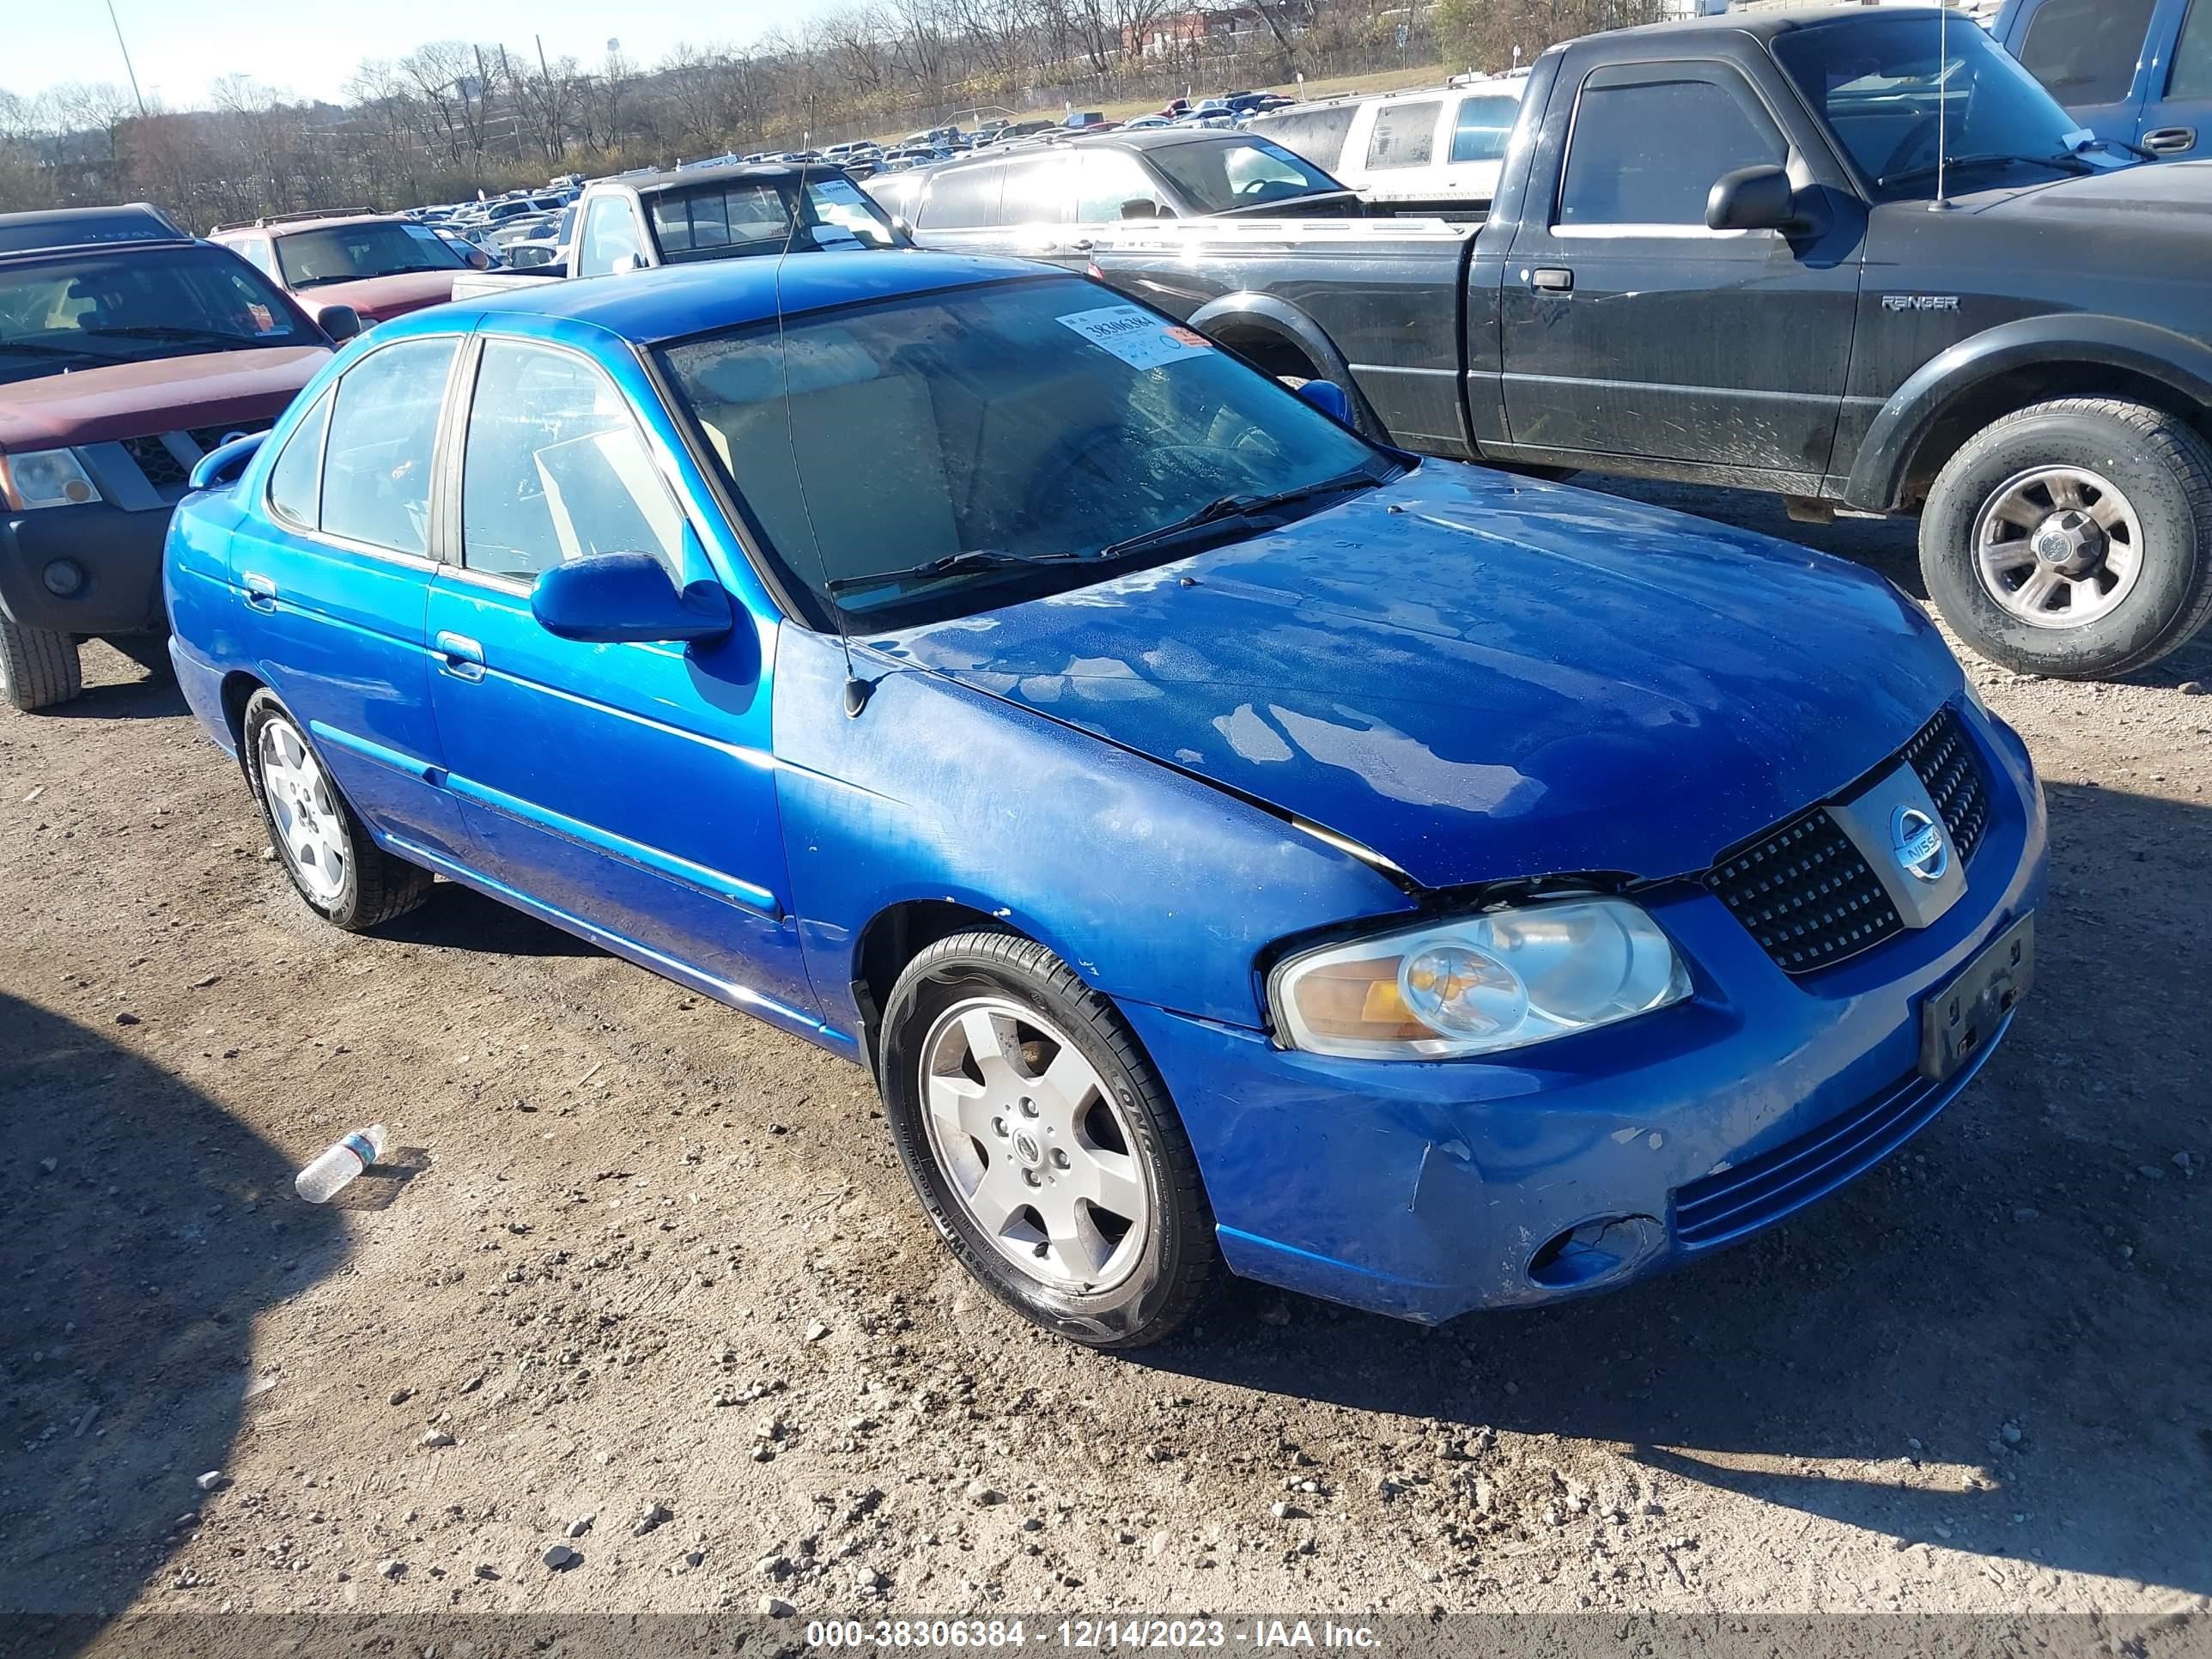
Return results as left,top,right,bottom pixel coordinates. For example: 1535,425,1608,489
1705,705,1993,975
1673,1064,1957,1248
118,422,273,491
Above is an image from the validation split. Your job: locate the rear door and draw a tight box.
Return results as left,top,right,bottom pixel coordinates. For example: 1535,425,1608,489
1497,56,1863,485
419,331,815,1023
228,334,471,861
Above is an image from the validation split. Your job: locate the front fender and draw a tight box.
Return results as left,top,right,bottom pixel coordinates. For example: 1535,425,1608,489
1844,313,2212,511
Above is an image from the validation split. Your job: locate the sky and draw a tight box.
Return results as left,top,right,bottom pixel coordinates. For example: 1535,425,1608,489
8,0,837,110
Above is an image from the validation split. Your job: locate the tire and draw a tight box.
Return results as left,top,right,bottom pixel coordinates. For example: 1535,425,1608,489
1919,398,2212,678
0,619,82,712
877,930,1216,1349
240,689,432,931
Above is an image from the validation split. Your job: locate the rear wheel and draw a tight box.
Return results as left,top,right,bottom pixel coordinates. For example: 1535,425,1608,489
877,930,1215,1349
241,689,432,931
1919,398,2212,678
0,619,82,712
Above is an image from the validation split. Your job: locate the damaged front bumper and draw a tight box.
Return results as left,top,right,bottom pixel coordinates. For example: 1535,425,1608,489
1119,713,2047,1324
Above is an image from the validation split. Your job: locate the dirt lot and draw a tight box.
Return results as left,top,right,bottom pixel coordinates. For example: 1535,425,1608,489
3,483,2209,1644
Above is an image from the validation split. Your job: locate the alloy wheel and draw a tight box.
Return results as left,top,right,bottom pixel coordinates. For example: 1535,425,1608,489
1972,464,2144,629
257,720,349,902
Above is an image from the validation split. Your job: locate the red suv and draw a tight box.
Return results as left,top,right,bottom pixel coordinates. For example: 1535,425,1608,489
208,211,484,333
0,210,337,710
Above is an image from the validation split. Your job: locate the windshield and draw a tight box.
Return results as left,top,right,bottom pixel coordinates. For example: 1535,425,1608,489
1145,137,1345,213
275,222,465,287
0,244,320,386
659,276,1389,626
1774,15,2117,198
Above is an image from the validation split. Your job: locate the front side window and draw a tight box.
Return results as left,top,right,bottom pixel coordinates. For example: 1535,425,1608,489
1367,101,1442,169
319,337,457,556
578,198,646,276
2168,0,2212,100
0,245,320,388
1450,94,1522,164
659,276,1391,627
2018,0,2155,105
273,222,464,289
1775,15,2115,199
1557,70,1785,226
460,341,684,581
1146,137,1341,210
266,388,332,529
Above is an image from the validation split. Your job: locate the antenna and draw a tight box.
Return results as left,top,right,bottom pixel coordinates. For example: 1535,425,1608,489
1932,2,1954,211
769,155,872,716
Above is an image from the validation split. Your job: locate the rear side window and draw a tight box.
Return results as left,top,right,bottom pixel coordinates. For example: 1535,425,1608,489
998,154,1074,224
1249,105,1357,170
266,389,331,529
1366,100,1441,169
1449,94,1520,164
1557,70,1785,227
2168,0,2212,100
319,337,457,556
2019,0,2155,104
918,162,1006,229
460,340,684,581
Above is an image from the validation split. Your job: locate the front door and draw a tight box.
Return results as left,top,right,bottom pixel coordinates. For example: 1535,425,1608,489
2006,0,2162,151
2135,0,2212,158
422,333,816,1025
1498,58,1863,485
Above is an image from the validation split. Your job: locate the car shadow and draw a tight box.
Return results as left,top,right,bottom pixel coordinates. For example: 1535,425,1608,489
40,666,189,724
377,881,601,958
0,994,346,1639
1139,779,2212,1599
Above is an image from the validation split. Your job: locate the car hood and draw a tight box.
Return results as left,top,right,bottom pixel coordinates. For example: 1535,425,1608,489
1968,158,2212,228
0,346,329,452
294,268,462,323
872,464,1962,891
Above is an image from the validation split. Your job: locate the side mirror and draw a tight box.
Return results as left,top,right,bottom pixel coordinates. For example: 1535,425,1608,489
531,552,733,645
467,247,492,270
1291,377,1352,425
610,253,644,276
1706,164,1796,233
319,304,364,343
1119,198,1161,220
187,429,267,491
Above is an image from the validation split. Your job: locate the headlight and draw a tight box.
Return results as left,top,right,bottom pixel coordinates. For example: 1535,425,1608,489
1269,896,1692,1060
0,448,102,510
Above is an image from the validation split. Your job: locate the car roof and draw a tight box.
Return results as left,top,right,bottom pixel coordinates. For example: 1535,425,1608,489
602,161,836,199
1589,3,1948,44
0,234,208,271
223,213,404,239
0,203,187,254
443,248,1048,344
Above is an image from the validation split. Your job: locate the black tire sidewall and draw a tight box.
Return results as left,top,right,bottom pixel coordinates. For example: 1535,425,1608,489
241,690,368,927
1922,406,2209,676
878,942,1205,1348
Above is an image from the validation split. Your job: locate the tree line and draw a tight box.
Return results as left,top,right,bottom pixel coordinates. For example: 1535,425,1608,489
0,0,1674,228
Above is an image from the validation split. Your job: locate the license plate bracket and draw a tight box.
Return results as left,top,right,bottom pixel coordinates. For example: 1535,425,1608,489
1918,912,2034,1082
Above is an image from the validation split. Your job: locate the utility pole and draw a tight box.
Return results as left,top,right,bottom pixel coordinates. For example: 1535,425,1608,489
105,0,147,118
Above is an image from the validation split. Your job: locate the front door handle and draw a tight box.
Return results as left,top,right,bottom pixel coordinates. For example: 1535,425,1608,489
241,572,276,611
1530,267,1574,294
2143,125,2197,155
434,630,485,683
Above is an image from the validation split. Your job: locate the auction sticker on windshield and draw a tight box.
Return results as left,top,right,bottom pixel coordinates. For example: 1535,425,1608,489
1057,305,1212,370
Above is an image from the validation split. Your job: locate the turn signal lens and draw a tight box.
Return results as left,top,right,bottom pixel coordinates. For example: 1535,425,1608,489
1271,897,1691,1060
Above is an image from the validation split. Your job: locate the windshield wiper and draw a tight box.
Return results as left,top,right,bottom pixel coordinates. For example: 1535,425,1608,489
1096,466,1389,561
1878,151,2094,190
0,340,100,361
85,325,259,346
825,547,1081,597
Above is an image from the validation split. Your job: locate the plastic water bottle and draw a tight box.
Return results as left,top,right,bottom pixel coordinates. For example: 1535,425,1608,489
295,1124,386,1203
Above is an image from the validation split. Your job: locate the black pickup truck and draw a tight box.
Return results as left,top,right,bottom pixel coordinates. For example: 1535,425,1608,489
1091,5,2212,678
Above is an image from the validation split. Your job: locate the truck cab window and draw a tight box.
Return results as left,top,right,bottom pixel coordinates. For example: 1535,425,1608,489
2019,0,2156,105
1557,71,1784,228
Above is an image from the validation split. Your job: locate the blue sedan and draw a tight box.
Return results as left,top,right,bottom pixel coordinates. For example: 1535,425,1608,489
165,252,2045,1347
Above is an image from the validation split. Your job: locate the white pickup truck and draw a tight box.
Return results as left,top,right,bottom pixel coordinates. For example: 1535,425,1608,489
450,162,903,301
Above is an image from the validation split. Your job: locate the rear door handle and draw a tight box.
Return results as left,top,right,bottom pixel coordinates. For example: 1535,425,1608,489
434,630,485,683
1530,267,1574,294
2143,125,2197,155
241,572,276,611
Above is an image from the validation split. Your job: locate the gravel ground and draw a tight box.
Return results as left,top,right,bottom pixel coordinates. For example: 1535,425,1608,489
1,483,2209,1640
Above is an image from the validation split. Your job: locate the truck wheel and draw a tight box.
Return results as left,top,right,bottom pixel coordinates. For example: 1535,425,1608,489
0,619,82,712
1920,398,2212,678
876,929,1216,1349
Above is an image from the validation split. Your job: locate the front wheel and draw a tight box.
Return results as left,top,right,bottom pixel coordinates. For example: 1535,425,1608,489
877,931,1216,1349
1919,398,2212,677
0,619,82,712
